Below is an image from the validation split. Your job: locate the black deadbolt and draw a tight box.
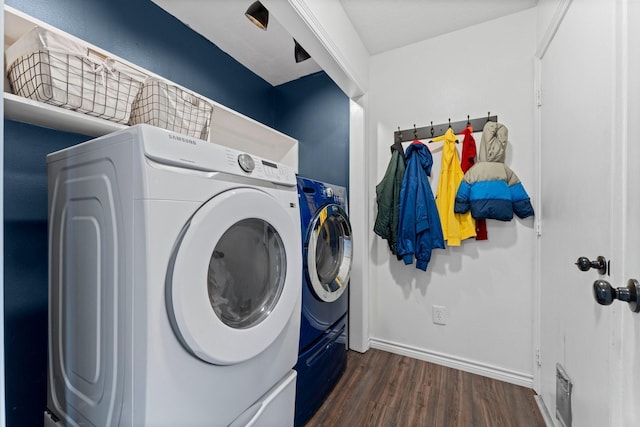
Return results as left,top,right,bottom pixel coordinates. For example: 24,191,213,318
575,256,607,275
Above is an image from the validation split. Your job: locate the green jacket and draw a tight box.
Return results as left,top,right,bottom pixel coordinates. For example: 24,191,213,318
374,149,406,255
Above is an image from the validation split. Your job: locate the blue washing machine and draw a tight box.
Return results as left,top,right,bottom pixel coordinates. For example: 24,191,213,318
294,176,352,427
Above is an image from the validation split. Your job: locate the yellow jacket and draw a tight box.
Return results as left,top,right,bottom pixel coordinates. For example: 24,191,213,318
432,128,476,246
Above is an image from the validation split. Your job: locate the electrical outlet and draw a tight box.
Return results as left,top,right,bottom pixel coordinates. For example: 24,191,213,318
432,305,446,325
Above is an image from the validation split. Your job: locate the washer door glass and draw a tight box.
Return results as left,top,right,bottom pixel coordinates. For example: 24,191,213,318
306,204,352,302
207,218,285,329
168,188,301,365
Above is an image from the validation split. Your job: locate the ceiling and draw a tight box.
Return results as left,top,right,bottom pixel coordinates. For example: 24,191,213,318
152,0,538,87
341,0,538,55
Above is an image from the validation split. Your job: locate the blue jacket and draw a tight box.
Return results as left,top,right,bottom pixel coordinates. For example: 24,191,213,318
455,122,534,221
397,142,445,271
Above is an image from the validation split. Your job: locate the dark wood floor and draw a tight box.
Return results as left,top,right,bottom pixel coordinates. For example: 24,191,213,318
305,349,545,427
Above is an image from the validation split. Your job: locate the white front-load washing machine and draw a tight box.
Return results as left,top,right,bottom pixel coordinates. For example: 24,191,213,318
45,124,302,427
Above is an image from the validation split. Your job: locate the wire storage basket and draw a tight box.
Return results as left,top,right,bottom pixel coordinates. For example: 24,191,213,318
129,78,214,140
6,27,146,124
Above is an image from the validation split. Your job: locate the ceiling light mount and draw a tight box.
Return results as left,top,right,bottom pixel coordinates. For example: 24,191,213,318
245,1,269,30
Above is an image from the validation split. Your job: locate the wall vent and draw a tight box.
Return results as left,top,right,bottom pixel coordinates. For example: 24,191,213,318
556,363,573,427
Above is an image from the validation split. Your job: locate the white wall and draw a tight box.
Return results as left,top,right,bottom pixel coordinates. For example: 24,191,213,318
367,9,537,386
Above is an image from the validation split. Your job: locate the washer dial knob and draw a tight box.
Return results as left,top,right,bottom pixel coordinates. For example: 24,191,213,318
237,153,255,173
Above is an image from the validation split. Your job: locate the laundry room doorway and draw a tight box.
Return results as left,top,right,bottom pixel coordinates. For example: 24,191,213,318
536,1,638,425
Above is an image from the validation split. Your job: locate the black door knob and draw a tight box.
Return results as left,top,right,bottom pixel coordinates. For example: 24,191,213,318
593,279,640,312
575,256,607,275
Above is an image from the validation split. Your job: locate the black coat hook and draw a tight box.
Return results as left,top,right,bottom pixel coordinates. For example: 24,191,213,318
430,121,434,137
448,118,451,128
467,115,471,126
413,124,418,139
487,111,491,122
391,126,406,162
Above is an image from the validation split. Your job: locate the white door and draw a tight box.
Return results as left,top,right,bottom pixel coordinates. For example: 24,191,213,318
167,187,301,365
538,1,626,426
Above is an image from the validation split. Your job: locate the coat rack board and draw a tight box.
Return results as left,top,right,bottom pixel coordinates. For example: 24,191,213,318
394,114,498,143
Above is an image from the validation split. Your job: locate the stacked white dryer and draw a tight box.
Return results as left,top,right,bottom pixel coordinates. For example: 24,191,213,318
45,124,302,426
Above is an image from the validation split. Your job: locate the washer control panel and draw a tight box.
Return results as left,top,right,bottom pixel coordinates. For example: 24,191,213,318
223,151,294,183
140,125,296,186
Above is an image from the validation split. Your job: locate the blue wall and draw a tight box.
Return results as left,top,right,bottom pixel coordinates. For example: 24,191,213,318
4,122,88,426
274,72,350,189
4,1,349,426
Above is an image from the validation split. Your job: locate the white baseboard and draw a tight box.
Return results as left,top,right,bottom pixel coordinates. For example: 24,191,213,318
534,395,556,427
369,338,534,388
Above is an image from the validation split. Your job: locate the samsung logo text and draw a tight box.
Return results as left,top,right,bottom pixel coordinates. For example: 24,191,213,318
169,134,197,145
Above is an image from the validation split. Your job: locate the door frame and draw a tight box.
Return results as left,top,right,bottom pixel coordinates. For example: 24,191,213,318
608,2,631,425
259,0,371,352
532,0,574,397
